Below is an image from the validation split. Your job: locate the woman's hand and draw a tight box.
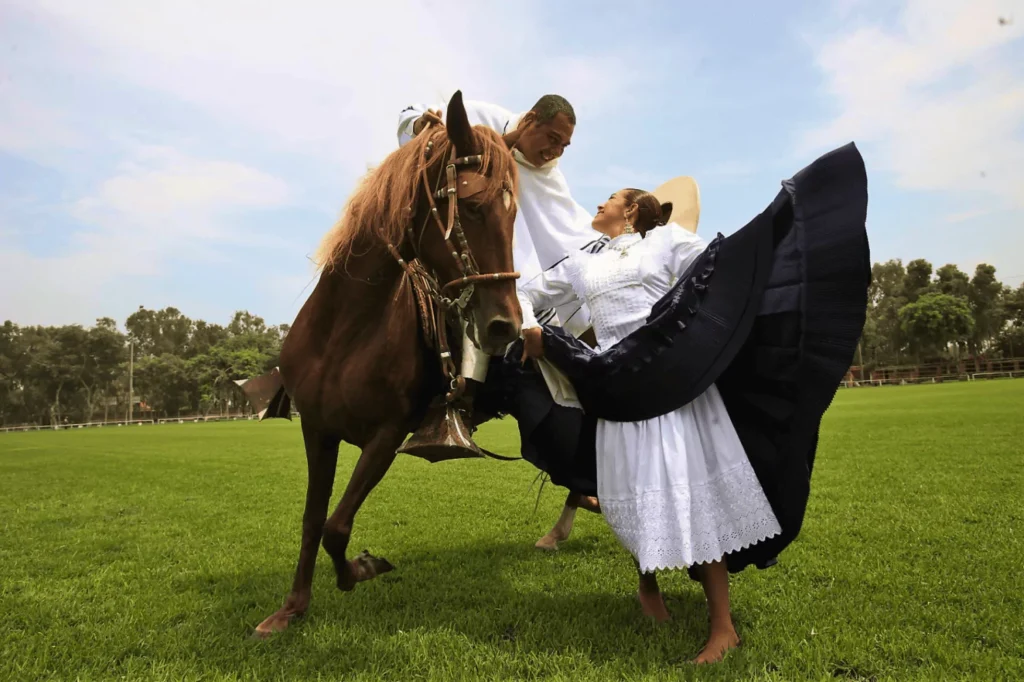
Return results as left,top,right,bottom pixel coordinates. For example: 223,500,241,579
520,327,544,365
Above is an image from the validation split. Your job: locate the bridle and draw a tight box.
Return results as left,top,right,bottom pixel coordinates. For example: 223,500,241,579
386,122,519,402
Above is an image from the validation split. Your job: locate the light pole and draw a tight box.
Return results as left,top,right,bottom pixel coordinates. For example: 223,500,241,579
127,340,134,423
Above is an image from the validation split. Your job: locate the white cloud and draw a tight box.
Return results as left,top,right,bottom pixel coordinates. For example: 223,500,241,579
0,147,292,324
0,94,83,160
802,0,1024,208
571,164,668,192
73,146,289,233
700,160,758,180
11,0,643,174
0,0,687,325
945,207,999,223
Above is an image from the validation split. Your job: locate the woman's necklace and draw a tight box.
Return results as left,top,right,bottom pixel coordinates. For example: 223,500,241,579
608,226,639,259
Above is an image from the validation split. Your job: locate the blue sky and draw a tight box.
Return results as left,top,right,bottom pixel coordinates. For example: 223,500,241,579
1,0,1022,327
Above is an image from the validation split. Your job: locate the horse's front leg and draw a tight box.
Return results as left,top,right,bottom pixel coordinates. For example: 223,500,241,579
321,423,405,591
255,422,340,637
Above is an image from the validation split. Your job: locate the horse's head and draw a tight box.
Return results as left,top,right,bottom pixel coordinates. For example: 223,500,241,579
411,92,522,355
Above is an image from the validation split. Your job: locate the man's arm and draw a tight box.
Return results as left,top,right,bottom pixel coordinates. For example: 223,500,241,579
397,104,429,147
397,99,515,147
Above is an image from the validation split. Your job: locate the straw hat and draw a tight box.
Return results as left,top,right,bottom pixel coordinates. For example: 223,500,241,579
652,176,701,233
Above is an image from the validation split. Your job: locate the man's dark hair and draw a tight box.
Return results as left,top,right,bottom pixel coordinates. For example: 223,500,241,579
531,94,576,125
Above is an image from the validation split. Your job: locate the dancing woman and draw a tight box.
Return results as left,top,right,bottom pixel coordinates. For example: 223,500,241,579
511,143,869,663
518,189,779,662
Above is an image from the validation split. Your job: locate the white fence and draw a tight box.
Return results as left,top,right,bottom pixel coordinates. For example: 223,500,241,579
0,414,259,433
839,371,1024,388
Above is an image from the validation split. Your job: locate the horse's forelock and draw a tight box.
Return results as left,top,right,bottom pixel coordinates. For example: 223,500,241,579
314,124,515,273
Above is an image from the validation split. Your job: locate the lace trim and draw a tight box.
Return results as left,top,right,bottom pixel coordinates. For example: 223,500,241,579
600,461,782,573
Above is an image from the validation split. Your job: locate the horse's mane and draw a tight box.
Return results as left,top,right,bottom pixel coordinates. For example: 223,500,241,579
314,125,519,272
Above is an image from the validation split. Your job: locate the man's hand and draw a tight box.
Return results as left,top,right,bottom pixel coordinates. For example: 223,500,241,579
412,109,443,136
502,127,524,151
520,327,544,365
502,111,533,150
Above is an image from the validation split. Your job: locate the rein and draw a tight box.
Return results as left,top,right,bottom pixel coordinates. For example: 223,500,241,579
386,122,519,404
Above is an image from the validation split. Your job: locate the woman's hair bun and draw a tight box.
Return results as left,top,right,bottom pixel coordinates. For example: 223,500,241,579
657,201,673,226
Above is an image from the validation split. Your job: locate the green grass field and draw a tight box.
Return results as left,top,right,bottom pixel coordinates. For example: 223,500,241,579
2,381,1023,681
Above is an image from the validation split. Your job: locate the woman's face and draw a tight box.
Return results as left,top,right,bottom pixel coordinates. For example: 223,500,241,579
592,190,634,237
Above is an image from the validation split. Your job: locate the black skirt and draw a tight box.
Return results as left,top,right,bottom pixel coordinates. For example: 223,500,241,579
477,142,870,574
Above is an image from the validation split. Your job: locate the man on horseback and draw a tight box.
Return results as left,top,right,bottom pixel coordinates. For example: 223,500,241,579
398,95,604,541
398,94,603,360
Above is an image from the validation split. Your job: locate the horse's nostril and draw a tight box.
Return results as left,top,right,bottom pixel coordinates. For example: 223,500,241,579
486,319,517,342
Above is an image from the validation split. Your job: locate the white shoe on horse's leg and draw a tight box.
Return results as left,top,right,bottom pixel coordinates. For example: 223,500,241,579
535,504,577,551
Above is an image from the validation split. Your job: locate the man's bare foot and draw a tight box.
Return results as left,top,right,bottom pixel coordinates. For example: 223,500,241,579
575,495,602,514
534,527,566,550
637,587,671,623
692,627,741,664
535,504,577,550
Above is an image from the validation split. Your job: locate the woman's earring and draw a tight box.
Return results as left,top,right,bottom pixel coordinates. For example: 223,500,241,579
623,211,635,234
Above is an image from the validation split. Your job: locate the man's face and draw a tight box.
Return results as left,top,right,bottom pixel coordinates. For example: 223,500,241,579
515,111,574,167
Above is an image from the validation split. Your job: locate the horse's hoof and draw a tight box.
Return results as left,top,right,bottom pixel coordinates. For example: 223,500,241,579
355,549,394,577
338,550,394,591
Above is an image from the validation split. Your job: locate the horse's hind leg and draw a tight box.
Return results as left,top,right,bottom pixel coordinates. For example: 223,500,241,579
254,423,340,637
321,424,404,591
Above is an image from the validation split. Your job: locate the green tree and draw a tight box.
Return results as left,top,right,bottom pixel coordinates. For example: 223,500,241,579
126,306,194,357
935,264,970,299
968,264,1006,353
863,259,907,366
997,284,1024,357
134,354,194,417
902,259,934,303
899,293,975,360
79,321,128,421
0,321,28,425
188,321,229,358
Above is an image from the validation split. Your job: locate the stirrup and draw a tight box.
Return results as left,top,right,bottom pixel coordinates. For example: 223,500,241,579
397,397,486,463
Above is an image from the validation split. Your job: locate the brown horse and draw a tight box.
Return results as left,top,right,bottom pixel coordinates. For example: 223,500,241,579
254,92,521,636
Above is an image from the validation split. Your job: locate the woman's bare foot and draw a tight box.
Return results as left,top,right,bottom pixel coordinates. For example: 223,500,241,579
575,495,602,514
637,587,671,622
637,570,670,622
692,560,739,663
692,626,741,664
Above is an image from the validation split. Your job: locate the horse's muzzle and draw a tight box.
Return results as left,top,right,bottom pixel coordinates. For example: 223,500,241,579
478,316,520,355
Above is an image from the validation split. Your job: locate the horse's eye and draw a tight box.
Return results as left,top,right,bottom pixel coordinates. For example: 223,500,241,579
461,202,484,219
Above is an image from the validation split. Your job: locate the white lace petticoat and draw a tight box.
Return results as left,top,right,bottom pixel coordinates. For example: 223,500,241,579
600,460,782,573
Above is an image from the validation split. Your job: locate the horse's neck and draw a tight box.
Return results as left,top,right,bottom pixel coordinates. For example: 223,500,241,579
318,244,402,316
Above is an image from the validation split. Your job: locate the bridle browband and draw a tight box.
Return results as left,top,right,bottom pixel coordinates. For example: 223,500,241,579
386,121,519,402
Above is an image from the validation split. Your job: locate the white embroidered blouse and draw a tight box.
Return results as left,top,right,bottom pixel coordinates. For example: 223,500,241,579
518,225,708,350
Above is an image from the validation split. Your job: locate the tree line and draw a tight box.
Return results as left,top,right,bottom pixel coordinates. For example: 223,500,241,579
862,260,1023,367
2,259,1023,426
1,307,288,427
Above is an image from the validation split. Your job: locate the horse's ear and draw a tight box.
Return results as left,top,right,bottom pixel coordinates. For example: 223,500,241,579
446,90,475,153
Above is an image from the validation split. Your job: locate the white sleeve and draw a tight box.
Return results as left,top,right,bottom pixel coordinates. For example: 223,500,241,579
658,223,709,278
398,100,513,148
518,257,581,330
397,104,428,147
462,100,515,136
